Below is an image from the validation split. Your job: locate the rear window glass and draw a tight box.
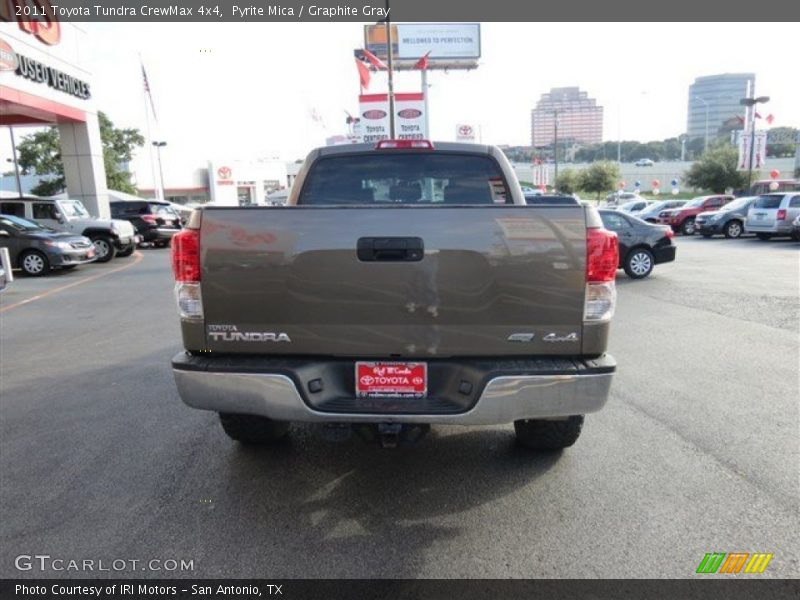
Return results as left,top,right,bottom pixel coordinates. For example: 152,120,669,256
753,195,783,209
0,202,25,217
150,203,178,217
298,153,510,205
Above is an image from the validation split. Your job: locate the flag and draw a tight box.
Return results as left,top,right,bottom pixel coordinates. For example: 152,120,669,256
355,57,370,90
765,114,775,125
735,115,745,125
362,48,388,71
755,112,762,119
141,63,157,121
414,51,431,70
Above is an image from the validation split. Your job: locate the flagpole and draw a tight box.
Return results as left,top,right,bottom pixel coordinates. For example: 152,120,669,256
421,68,429,139
384,0,395,138
140,55,160,200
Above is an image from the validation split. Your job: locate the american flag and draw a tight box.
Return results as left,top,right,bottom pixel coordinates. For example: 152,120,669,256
141,63,157,121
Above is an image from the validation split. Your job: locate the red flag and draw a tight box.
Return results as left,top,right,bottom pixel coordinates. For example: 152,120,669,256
735,115,745,124
766,114,775,124
141,62,157,121
355,57,370,90
362,48,388,71
414,51,431,70
755,111,762,119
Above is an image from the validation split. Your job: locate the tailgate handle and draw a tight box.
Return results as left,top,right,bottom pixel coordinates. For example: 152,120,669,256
357,237,424,262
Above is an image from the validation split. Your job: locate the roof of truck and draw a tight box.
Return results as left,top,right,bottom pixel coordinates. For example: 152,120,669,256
316,141,494,157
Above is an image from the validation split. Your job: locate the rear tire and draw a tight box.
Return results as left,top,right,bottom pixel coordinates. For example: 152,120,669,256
218,413,289,445
623,247,654,279
20,250,50,276
90,235,117,262
681,218,696,236
724,220,743,239
756,233,773,240
514,416,584,450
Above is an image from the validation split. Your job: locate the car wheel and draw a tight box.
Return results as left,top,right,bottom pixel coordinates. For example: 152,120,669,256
681,218,696,236
218,413,289,445
724,220,743,239
90,235,117,262
20,250,50,277
624,248,654,279
116,245,135,257
756,233,773,241
514,416,584,450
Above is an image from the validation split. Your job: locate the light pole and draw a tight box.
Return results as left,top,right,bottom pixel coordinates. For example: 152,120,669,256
7,127,23,197
694,96,710,154
383,0,396,138
553,109,559,187
152,141,167,201
739,95,770,189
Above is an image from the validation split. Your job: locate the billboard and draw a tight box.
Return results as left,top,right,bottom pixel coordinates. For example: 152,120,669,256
456,124,476,142
356,93,427,143
364,23,480,69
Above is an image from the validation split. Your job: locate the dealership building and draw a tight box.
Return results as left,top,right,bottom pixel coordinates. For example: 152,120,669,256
1,13,109,217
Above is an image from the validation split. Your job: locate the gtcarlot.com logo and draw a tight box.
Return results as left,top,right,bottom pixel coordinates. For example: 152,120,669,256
696,552,773,574
15,554,195,572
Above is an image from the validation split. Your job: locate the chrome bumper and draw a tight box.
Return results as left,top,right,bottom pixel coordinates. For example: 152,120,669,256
172,364,614,425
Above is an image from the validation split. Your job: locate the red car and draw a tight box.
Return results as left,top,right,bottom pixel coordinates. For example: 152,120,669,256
658,195,734,235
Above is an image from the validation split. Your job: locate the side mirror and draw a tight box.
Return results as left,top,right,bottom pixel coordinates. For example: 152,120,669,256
57,215,66,225
0,230,9,237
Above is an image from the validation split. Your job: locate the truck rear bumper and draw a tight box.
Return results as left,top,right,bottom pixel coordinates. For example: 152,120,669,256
172,353,616,425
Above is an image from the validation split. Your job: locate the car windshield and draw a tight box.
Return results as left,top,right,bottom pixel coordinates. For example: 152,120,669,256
59,200,90,217
150,203,179,217
753,195,783,209
723,197,753,211
0,214,48,232
684,198,705,208
620,201,643,210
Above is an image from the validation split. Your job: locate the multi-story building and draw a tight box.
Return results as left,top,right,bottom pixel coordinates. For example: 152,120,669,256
686,73,755,142
531,87,603,148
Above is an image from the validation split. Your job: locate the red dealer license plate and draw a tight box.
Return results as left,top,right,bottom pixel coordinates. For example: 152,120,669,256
355,362,427,398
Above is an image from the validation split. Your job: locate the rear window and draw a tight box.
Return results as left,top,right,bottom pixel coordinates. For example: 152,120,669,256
298,152,510,205
753,195,784,209
150,203,178,217
0,202,25,217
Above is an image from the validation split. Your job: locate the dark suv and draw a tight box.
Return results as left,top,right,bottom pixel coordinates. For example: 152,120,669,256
110,200,182,247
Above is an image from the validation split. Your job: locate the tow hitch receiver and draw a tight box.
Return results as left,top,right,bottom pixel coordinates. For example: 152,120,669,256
378,423,403,448
352,423,430,448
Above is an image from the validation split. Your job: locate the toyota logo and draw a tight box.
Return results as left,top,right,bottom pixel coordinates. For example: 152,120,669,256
0,39,18,72
459,125,473,136
398,108,422,119
217,166,232,179
360,376,375,385
362,110,387,120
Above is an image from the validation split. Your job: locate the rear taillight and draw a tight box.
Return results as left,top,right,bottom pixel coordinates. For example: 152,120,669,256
777,209,787,221
585,227,618,323
663,227,675,239
171,229,203,320
141,214,157,224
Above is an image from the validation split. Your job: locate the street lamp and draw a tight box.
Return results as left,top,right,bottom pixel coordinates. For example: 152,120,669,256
7,127,23,197
553,108,559,187
739,96,770,188
152,141,167,201
694,96,710,154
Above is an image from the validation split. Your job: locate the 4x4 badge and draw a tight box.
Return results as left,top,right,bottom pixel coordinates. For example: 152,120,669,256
543,332,578,343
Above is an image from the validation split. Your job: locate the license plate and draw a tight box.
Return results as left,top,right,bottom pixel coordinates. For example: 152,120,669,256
756,214,765,220
355,362,427,398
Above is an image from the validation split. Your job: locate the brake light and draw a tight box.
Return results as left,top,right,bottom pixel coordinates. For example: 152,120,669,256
586,228,619,283
141,214,157,224
171,228,200,283
375,139,434,150
777,209,787,221
663,227,675,239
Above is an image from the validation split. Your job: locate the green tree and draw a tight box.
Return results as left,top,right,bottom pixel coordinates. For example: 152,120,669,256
683,142,748,193
578,161,621,199
555,168,579,194
17,111,144,196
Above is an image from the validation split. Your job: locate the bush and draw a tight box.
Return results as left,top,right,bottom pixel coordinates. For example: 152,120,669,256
683,143,748,193
555,169,579,194
578,161,621,199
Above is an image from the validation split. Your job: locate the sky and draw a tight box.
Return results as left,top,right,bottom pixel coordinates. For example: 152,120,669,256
4,22,799,189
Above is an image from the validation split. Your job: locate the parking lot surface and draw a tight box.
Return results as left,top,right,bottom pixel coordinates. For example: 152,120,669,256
1,238,798,578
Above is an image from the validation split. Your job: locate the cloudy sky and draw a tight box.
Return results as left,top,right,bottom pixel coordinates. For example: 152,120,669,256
4,22,799,188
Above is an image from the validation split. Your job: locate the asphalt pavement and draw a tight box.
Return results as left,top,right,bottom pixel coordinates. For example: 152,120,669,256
0,237,798,578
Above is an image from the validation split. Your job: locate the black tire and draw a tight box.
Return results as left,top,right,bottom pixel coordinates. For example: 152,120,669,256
756,233,772,241
680,218,696,236
623,247,654,279
724,220,743,239
90,235,117,262
19,250,50,277
514,416,584,450
218,413,289,445
116,245,135,257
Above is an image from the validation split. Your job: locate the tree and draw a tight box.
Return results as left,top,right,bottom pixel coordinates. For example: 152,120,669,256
555,168,579,194
578,161,620,199
766,127,798,158
683,142,748,193
16,111,144,196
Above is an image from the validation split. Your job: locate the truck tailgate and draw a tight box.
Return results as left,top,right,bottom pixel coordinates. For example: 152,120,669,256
199,206,587,357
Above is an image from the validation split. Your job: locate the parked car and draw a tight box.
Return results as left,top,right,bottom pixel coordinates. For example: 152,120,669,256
110,199,183,247
0,263,6,291
695,196,757,238
747,179,800,196
599,210,676,279
745,193,800,240
523,193,579,205
618,199,652,214
0,196,137,262
637,200,687,223
170,140,618,451
0,215,96,276
658,195,734,235
634,158,655,167
792,214,800,241
604,191,640,207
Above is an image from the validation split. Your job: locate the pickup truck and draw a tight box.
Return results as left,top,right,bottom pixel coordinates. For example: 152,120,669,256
170,141,618,451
